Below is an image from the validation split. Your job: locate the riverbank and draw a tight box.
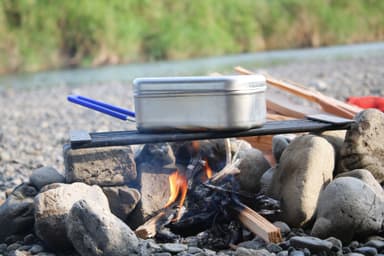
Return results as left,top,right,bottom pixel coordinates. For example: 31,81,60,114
1,0,384,74
1,53,384,199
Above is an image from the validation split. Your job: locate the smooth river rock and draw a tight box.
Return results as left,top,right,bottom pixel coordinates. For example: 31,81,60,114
238,147,271,193
29,166,65,190
102,186,141,221
311,176,384,243
340,109,384,183
34,182,110,249
67,200,139,256
0,183,37,241
316,130,347,175
336,169,384,196
267,134,334,227
64,145,136,186
272,134,295,163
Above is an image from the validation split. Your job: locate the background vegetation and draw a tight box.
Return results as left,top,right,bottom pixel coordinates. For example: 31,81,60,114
0,0,383,74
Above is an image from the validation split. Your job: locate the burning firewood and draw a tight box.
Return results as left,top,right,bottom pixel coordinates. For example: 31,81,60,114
135,139,282,246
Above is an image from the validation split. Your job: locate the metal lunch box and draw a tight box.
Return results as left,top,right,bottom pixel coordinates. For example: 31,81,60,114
133,75,267,132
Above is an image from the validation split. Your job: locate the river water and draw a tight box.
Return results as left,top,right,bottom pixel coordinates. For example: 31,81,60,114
0,42,383,89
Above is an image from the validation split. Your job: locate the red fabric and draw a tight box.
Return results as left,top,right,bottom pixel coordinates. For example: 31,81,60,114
347,96,384,111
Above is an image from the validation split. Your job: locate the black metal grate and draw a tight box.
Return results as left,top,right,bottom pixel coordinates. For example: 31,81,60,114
70,115,354,149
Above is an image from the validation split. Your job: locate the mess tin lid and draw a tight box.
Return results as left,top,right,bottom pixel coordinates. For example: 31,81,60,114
133,75,266,94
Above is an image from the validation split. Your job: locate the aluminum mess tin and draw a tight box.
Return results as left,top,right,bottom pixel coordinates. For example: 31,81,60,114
133,75,267,132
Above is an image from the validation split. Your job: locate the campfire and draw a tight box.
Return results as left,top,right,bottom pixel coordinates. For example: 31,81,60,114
3,66,384,256
134,139,282,249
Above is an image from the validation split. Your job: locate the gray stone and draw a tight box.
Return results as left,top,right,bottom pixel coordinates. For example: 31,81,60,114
273,221,291,236
0,243,7,253
308,79,328,91
23,234,36,244
354,246,378,256
0,183,37,241
126,163,174,229
364,240,384,251
289,236,333,253
203,248,217,255
187,247,204,254
17,245,32,251
136,143,175,167
237,239,266,250
29,166,65,190
317,130,347,175
29,244,44,254
259,167,276,194
268,134,334,227
276,251,288,256
272,134,294,163
64,145,136,186
160,243,188,253
349,241,361,250
266,243,282,253
34,182,110,249
9,250,30,256
153,253,172,256
238,148,271,193
288,250,305,256
35,253,56,256
7,243,22,251
325,237,343,252
340,109,384,183
102,186,140,221
66,200,139,256
336,169,384,196
235,247,272,256
311,177,384,243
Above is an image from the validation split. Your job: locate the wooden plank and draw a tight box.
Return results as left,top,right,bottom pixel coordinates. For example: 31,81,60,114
231,201,282,243
234,66,362,119
266,90,323,119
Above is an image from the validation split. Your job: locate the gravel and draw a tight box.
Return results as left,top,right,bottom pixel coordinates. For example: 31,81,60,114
0,54,383,200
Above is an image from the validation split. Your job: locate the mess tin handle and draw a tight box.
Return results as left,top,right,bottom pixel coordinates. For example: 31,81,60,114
67,95,136,121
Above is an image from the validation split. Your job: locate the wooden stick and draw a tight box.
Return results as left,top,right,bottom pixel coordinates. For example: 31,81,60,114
231,201,282,243
135,211,166,239
234,66,362,119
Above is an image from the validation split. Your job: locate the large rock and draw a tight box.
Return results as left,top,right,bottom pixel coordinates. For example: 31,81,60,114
102,186,141,221
336,169,383,196
0,183,37,241
67,200,139,256
29,166,65,190
311,176,384,243
316,130,346,176
340,109,384,183
34,182,110,249
126,163,173,229
238,148,271,193
267,134,334,227
64,145,137,186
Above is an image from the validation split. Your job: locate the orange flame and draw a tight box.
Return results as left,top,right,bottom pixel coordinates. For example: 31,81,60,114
164,170,188,210
204,159,213,179
191,141,200,153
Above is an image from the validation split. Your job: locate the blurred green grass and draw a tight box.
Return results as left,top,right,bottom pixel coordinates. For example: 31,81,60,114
0,0,383,74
